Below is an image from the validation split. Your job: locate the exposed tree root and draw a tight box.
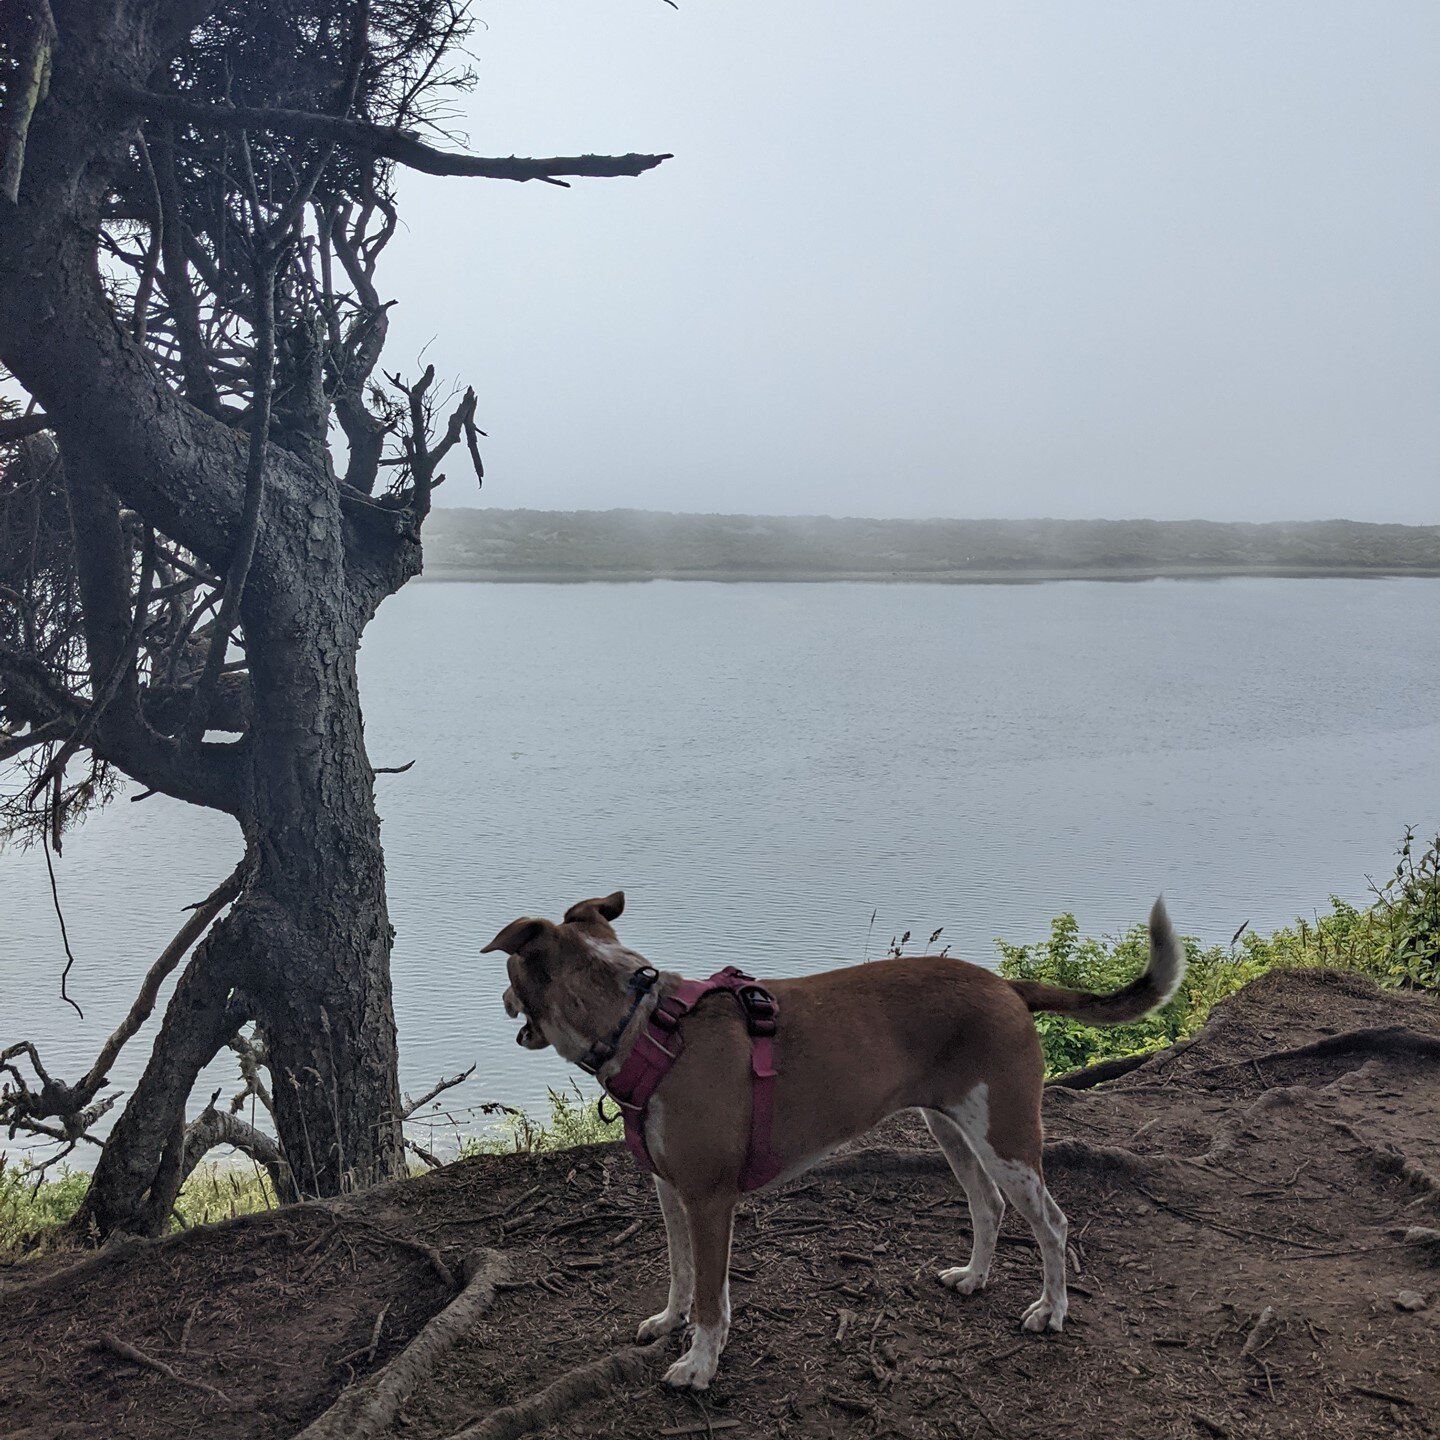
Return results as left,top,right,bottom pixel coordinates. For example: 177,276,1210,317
444,1345,665,1440
819,1149,949,1178
819,1137,1166,1182
1330,1119,1440,1209
1186,1086,1312,1168
1202,1025,1440,1078
292,1249,507,1440
1047,1046,1176,1090
1042,1137,1163,1178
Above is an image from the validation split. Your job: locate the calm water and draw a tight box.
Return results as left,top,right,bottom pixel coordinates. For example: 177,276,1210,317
3,578,1439,1157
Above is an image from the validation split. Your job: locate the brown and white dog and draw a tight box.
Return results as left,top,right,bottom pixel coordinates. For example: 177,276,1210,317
484,892,1185,1390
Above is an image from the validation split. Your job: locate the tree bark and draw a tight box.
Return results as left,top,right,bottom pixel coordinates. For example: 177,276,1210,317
74,914,250,1236
241,597,407,1197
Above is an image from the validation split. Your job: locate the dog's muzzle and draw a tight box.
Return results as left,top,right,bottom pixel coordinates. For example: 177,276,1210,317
504,986,548,1049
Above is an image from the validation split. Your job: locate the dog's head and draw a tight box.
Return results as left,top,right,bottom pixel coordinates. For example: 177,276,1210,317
481,890,637,1061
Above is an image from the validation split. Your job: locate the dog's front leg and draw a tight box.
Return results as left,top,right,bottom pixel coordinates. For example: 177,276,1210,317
637,1177,693,1341
662,1192,735,1391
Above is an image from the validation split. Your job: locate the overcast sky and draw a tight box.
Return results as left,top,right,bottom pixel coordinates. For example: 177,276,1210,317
384,0,1440,523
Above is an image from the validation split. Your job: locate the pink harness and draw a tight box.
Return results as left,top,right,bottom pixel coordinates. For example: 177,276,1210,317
598,967,782,1193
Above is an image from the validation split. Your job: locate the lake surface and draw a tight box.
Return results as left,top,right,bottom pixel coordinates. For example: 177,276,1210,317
3,578,1439,1160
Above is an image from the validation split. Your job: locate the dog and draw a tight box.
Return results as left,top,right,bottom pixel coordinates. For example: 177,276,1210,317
484,891,1185,1390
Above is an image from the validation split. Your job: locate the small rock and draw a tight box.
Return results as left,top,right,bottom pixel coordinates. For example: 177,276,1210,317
1393,1290,1427,1312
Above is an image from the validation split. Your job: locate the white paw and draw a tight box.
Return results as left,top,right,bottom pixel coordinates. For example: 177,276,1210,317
662,1349,717,1391
1021,1295,1067,1333
637,1308,688,1343
938,1265,989,1296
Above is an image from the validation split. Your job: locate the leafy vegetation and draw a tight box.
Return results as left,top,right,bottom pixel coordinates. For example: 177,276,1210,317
997,829,1440,1075
457,1084,622,1157
5,833,1435,1250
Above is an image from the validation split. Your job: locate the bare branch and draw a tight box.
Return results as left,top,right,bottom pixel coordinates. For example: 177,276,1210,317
180,1096,287,1201
129,133,165,341
0,717,67,761
402,1063,475,1119
79,863,245,1098
119,89,672,183
185,259,276,746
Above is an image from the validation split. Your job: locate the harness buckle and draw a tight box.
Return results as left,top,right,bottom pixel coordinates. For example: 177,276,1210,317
735,983,778,1037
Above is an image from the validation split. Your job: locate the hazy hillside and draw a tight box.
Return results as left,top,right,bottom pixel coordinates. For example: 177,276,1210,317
422,509,1440,581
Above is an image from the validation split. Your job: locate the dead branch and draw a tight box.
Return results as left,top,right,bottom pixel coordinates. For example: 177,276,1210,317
93,1332,230,1404
403,1064,476,1119
118,88,671,184
227,1028,275,1119
352,1220,454,1288
0,864,241,1147
86,866,243,1096
0,717,67,761
406,1137,442,1169
292,1249,506,1440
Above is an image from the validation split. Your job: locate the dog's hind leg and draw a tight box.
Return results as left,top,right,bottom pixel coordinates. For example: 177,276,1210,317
637,1177,693,1342
943,1084,1070,1333
924,1108,1005,1295
663,1192,736,1391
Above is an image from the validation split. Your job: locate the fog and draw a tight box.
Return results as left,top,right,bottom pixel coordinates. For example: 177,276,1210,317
380,0,1440,524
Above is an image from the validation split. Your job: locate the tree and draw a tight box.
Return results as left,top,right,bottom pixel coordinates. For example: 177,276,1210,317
0,0,667,1237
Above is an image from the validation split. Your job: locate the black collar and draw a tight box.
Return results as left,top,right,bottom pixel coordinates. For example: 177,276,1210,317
576,965,660,1076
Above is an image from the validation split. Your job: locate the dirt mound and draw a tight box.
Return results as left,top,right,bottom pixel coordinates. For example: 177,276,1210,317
4,969,1439,1440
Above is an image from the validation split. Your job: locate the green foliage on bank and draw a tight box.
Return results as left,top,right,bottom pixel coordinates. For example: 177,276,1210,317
997,829,1440,1076
0,1160,278,1255
457,1084,622,1157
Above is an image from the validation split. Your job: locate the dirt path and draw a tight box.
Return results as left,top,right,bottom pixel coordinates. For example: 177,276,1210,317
4,969,1438,1440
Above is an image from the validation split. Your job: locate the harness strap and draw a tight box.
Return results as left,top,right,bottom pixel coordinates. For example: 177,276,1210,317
601,966,783,1192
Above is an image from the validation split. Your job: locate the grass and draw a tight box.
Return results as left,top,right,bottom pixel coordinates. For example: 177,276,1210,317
5,831,1435,1250
1,1159,280,1256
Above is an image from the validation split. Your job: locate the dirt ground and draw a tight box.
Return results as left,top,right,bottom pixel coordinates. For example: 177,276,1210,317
3,968,1439,1440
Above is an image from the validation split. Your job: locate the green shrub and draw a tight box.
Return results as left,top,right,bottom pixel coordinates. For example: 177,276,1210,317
997,830,1438,1077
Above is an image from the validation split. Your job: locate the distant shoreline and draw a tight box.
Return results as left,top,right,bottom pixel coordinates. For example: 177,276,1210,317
419,562,1440,585
420,509,1440,585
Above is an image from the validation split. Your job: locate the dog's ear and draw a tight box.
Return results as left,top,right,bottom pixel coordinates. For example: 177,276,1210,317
481,917,553,955
563,890,625,925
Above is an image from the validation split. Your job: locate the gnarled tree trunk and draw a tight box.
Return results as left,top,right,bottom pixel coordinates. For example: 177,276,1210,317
0,0,665,1239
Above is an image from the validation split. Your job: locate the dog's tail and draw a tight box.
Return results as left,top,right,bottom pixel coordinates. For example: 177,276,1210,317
1006,898,1186,1026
